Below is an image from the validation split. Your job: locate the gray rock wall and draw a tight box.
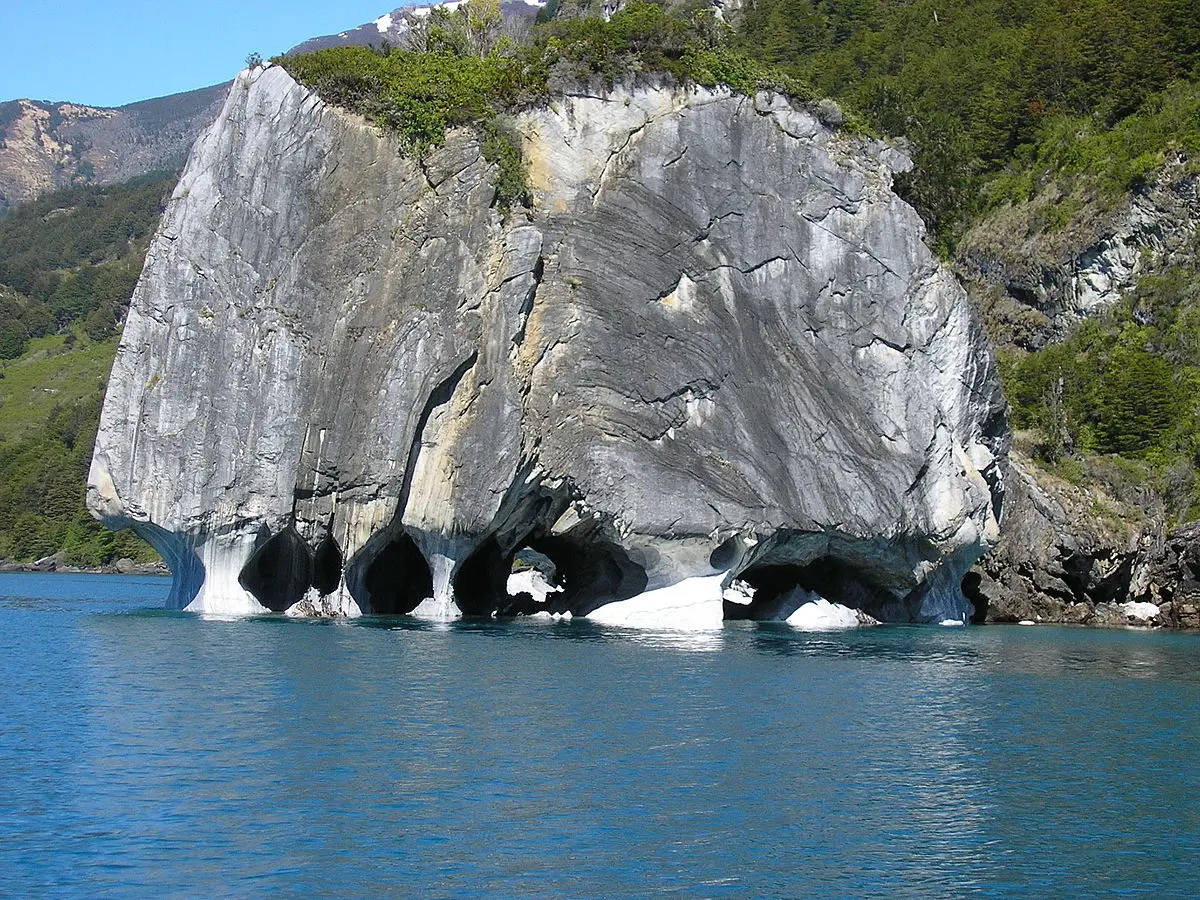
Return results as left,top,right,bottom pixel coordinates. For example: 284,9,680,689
968,453,1200,629
89,65,1006,622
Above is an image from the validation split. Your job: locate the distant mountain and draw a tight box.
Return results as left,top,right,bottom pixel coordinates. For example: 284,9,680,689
0,82,227,218
287,1,547,55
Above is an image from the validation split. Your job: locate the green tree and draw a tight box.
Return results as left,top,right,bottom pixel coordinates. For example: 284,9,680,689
1091,347,1182,458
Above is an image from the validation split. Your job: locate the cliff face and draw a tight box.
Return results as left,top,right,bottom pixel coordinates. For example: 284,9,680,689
88,65,1006,622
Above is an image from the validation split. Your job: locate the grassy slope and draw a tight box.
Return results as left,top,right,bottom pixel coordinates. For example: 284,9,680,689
0,334,116,444
0,331,157,566
0,173,170,564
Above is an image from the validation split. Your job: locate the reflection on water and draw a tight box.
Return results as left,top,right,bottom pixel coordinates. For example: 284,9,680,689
2,573,1199,898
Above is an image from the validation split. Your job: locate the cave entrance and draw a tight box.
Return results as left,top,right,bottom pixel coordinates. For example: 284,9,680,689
452,531,648,618
962,571,989,624
362,531,434,615
733,556,892,621
239,525,314,612
312,532,344,596
503,547,562,616
453,536,509,617
526,534,647,617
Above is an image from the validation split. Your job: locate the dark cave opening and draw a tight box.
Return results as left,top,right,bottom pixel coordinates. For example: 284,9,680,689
238,524,315,612
453,536,511,617
1060,550,1133,606
363,531,434,615
523,534,647,617
453,531,648,618
732,556,893,621
312,532,344,596
709,536,741,571
961,571,990,624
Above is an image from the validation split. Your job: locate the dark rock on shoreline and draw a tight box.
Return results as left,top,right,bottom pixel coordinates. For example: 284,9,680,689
0,555,169,576
1139,522,1200,629
969,452,1200,629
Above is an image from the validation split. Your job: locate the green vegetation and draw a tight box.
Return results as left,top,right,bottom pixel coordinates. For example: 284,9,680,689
735,0,1200,248
0,334,153,565
1001,250,1200,520
286,46,531,151
532,1,801,96
277,0,802,209
0,176,172,565
0,171,175,359
0,334,115,443
985,79,1200,213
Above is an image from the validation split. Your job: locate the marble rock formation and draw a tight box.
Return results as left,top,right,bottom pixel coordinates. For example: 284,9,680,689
88,65,1007,623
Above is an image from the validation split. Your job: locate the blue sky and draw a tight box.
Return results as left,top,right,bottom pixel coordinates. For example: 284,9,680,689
2,1,399,107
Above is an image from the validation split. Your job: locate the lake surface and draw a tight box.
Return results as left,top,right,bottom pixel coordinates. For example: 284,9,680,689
2,572,1198,898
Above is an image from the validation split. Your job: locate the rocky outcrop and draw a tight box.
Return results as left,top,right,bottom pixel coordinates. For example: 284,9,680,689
968,452,1200,628
967,454,1155,624
88,65,1006,623
0,555,168,576
959,155,1200,348
1138,523,1200,629
0,83,226,216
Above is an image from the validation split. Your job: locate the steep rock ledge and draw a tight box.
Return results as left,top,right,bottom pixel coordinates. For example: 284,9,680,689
88,65,1006,623
959,157,1200,348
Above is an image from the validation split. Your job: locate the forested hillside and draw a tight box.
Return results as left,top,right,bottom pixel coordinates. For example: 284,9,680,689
735,0,1199,246
0,175,173,565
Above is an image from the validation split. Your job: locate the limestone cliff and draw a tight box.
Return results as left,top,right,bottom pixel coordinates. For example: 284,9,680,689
88,65,1006,623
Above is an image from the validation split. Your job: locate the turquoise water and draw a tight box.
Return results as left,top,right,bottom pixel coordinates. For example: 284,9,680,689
2,572,1198,897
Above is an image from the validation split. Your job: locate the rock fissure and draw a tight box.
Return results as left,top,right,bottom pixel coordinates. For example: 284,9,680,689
510,255,544,349
592,120,648,202
397,353,479,517
662,145,688,168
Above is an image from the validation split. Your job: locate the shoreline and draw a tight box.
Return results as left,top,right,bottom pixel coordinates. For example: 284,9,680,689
0,560,170,577
1,565,1195,632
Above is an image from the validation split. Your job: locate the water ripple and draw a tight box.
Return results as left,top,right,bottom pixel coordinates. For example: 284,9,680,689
1,574,1198,897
